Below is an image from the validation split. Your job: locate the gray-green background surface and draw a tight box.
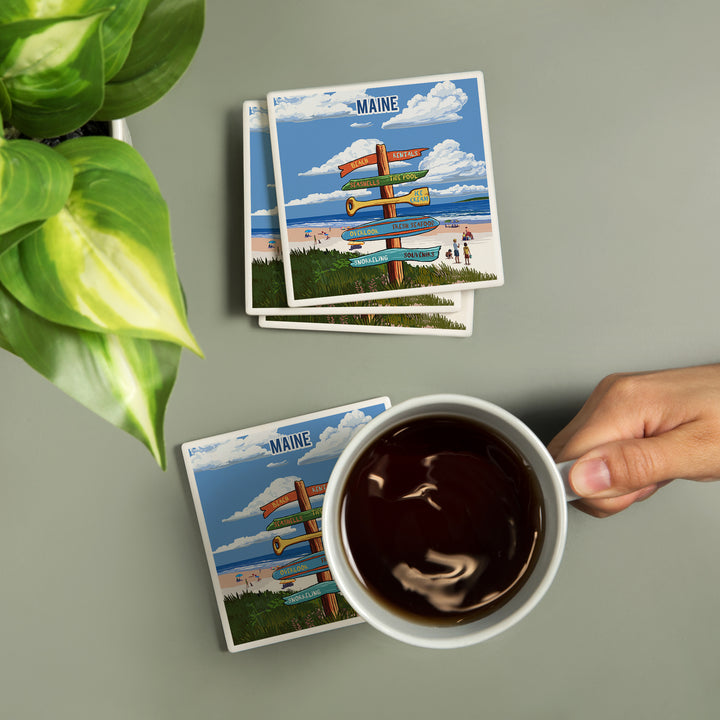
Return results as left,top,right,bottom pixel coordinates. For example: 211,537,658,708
2,2,719,718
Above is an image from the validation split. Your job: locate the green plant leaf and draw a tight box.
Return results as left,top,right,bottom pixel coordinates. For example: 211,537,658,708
0,220,44,257
0,136,202,355
0,321,13,352
86,0,150,81
0,280,179,467
0,1,151,82
97,0,204,119
0,79,11,122
0,11,108,137
0,135,73,234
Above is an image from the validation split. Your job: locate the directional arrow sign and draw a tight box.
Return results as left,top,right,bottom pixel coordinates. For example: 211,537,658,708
342,215,439,242
338,147,428,177
272,531,322,555
341,169,428,191
283,580,339,606
272,551,328,581
346,187,430,217
266,508,322,531
260,483,326,518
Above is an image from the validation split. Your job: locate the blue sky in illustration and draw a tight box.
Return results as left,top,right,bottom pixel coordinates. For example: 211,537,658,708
249,73,491,222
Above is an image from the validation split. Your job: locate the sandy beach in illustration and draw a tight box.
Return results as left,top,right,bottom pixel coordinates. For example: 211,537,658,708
218,564,319,598
251,221,495,273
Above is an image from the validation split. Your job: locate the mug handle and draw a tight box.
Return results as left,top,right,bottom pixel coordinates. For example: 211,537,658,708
556,460,581,502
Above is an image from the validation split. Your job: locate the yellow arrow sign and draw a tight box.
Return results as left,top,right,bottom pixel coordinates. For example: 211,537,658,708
346,187,430,217
272,531,322,555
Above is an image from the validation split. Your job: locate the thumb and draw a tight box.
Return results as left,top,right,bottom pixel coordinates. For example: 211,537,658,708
569,426,701,499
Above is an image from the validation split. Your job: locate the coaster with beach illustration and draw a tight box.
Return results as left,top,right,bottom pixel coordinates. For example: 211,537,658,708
243,99,463,320
182,397,391,651
266,71,503,309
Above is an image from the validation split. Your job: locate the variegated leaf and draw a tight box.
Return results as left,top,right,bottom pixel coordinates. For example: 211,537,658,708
0,136,202,355
0,280,179,467
0,134,73,234
0,11,108,137
0,1,150,82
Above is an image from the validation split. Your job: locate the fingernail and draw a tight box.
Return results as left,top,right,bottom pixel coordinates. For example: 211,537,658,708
572,458,612,496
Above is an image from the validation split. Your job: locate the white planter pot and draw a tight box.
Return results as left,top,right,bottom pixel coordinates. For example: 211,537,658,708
111,119,132,145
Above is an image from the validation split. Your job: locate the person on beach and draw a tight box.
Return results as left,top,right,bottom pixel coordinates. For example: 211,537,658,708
463,242,471,265
549,364,720,518
463,226,474,241
453,239,460,263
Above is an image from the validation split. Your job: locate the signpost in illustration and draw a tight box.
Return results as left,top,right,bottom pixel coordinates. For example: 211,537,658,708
268,479,339,618
338,147,427,177
265,507,322,531
345,187,430,217
340,143,439,285
342,214,439,242
272,551,329,582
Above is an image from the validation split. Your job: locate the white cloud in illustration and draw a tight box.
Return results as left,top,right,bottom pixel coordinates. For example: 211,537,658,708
430,183,488,198
418,139,486,184
297,409,374,465
351,122,372,128
299,137,413,177
286,188,371,207
248,104,269,132
300,138,381,176
213,526,295,554
273,89,372,122
221,475,303,523
382,81,468,129
187,425,301,471
251,207,278,216
186,434,273,471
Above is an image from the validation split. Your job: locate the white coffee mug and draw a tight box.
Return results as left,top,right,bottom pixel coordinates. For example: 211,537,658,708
322,394,577,649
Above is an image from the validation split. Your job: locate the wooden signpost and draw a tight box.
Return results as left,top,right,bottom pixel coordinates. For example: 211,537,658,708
340,143,433,285
267,479,339,618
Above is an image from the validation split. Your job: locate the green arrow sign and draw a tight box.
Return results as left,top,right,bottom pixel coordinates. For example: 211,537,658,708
341,170,428,191
266,507,323,531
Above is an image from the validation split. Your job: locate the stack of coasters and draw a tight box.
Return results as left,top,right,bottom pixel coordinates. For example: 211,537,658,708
243,71,503,337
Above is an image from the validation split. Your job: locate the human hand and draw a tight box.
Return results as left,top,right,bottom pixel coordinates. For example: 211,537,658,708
548,364,720,517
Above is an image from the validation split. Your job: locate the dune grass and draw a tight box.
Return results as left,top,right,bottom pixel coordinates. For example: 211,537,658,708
251,256,458,309
224,589,356,645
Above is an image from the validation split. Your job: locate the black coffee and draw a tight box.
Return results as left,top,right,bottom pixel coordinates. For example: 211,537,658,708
340,415,545,625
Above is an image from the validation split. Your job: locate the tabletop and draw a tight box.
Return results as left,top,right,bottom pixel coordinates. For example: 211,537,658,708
2,2,719,718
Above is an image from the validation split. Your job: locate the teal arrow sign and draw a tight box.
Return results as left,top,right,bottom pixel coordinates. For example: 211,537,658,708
283,580,339,605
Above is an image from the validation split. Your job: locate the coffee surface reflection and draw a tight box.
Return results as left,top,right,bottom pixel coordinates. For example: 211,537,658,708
340,416,545,625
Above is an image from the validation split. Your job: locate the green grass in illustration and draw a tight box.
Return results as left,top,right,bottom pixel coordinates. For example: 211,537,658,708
251,258,287,308
288,248,496,300
251,248,496,307
266,311,469,331
251,256,457,309
224,590,357,645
